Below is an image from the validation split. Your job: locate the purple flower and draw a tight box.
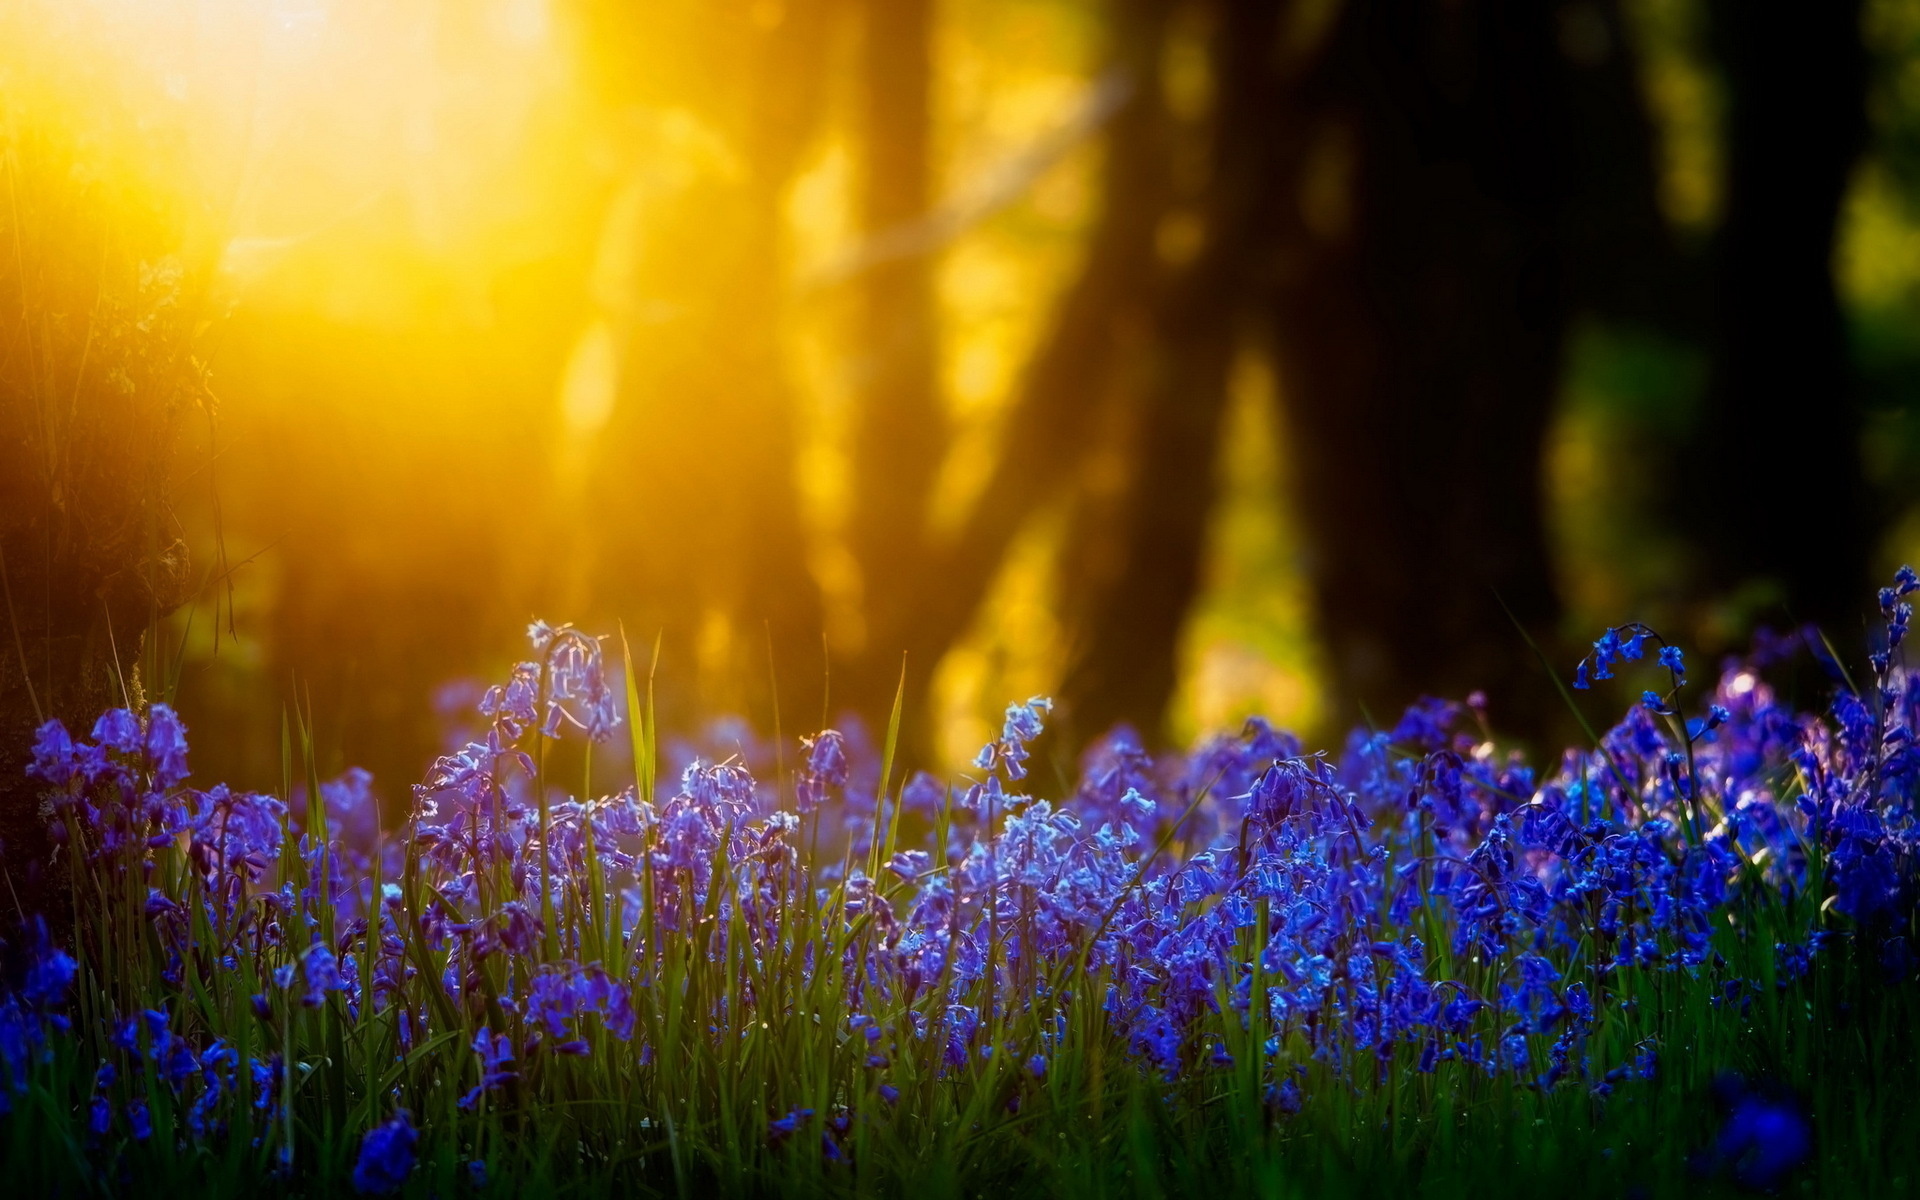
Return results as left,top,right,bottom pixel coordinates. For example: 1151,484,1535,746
301,943,343,1008
496,902,543,957
28,721,76,787
901,771,944,817
1266,1078,1303,1114
351,1110,418,1194
144,705,190,790
92,709,142,756
320,767,380,850
1713,1082,1810,1189
799,730,849,814
23,947,76,1006
458,1027,518,1111
768,1107,814,1144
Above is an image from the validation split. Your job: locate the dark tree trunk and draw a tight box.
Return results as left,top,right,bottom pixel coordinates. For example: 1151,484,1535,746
1053,299,1238,751
1268,0,1571,735
1687,0,1870,635
1559,0,1700,332
849,0,1181,758
1055,0,1284,750
846,0,944,709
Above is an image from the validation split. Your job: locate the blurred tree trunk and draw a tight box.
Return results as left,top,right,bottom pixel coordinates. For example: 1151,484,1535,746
582,1,835,735
1266,0,1571,735
1686,0,1870,634
1054,0,1283,749
845,0,945,712
843,0,1179,755
1560,0,1699,332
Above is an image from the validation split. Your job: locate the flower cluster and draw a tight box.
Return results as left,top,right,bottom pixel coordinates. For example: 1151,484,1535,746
2,577,1917,1192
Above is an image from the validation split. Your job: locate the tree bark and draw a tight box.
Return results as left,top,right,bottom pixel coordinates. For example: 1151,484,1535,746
858,0,1179,758
1686,0,1870,635
1055,0,1284,750
846,0,945,698
1267,0,1571,736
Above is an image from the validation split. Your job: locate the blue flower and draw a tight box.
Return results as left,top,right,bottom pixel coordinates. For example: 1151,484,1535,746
768,1107,814,1144
28,720,76,787
1658,645,1685,676
144,705,191,791
1714,1085,1810,1189
1266,1077,1303,1114
459,1027,518,1110
799,730,849,813
351,1110,418,1195
92,709,142,756
301,943,343,1008
23,946,76,1006
901,771,944,817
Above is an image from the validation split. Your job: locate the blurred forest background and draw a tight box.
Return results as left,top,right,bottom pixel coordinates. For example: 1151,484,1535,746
5,0,1920,811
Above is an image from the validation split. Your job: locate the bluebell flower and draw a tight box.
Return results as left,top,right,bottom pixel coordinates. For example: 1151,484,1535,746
459,1027,517,1110
24,946,76,1006
886,849,929,880
28,720,76,787
901,771,944,817
799,730,849,813
301,943,343,1008
1713,1081,1810,1190
108,1018,139,1054
144,705,191,791
768,1107,814,1145
92,709,142,756
351,1110,418,1195
1659,645,1686,676
1266,1077,1303,1114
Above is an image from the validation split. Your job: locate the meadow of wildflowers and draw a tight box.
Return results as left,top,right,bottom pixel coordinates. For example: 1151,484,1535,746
1,583,1917,1198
